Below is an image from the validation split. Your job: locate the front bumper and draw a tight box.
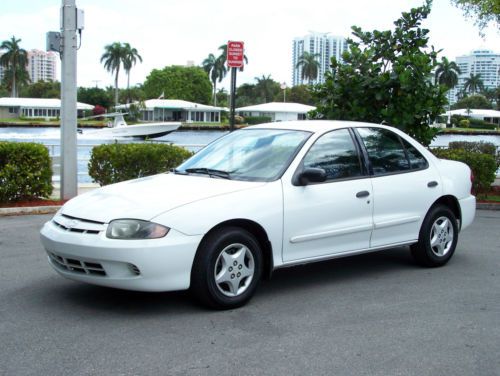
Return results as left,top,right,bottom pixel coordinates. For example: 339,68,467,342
40,220,202,292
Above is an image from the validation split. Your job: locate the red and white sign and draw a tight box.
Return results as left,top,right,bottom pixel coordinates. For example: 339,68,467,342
227,41,244,68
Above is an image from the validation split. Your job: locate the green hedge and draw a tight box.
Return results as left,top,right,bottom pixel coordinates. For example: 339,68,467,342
432,148,496,193
88,143,194,186
245,116,272,125
0,142,53,202
449,141,499,168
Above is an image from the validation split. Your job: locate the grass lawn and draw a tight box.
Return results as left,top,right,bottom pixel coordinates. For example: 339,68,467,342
439,127,500,133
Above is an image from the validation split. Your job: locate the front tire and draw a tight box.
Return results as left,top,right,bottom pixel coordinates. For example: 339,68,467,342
191,227,263,309
411,205,458,267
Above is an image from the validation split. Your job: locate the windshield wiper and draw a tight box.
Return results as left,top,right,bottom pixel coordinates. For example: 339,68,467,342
185,168,232,179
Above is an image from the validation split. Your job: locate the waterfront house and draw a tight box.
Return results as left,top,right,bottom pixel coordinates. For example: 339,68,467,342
444,109,500,125
236,102,316,122
117,99,224,123
0,97,93,120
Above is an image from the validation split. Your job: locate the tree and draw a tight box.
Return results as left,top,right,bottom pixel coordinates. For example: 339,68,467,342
202,53,226,106
296,51,321,84
273,84,314,105
254,75,280,103
311,0,447,146
435,57,461,89
122,43,142,102
77,87,113,109
483,87,500,110
452,94,492,109
143,65,212,104
463,73,484,94
20,80,60,98
100,42,126,106
451,0,500,34
0,36,29,97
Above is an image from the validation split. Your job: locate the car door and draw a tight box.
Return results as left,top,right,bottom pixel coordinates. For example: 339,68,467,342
355,127,443,247
282,128,373,263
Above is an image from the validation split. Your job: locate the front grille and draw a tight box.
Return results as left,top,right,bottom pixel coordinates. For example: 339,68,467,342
53,214,105,235
48,252,106,276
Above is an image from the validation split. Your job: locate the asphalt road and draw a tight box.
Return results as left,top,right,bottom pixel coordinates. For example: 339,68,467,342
0,211,499,376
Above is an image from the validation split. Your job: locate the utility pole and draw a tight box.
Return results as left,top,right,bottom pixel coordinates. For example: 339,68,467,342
60,0,78,199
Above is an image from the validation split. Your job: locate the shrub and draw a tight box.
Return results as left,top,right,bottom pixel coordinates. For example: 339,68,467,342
0,142,53,202
245,116,272,125
449,141,499,168
88,143,193,186
432,148,496,193
458,119,470,128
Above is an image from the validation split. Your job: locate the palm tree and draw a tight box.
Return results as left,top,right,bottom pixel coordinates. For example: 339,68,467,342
122,43,142,103
255,75,277,103
296,51,321,84
202,53,226,106
435,57,461,89
464,73,484,94
101,42,126,106
0,36,29,97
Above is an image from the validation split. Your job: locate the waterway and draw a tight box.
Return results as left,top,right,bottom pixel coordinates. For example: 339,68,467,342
0,127,498,183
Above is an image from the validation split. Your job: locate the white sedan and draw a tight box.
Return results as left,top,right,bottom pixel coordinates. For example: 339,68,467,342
40,121,476,309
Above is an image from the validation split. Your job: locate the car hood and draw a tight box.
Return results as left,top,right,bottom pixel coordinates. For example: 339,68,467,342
60,173,265,223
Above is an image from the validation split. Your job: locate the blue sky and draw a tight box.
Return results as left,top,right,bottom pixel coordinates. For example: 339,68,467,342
0,0,499,90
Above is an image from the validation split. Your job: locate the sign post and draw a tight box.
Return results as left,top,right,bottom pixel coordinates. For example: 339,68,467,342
227,41,244,132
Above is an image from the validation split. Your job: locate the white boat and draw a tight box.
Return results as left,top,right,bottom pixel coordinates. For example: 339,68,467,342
83,113,181,139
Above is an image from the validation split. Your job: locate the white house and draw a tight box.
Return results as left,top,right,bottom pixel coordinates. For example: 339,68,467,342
0,97,93,119
236,102,316,122
117,99,224,123
444,109,500,125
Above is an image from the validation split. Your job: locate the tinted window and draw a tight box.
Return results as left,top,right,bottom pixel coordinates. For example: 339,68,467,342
401,138,428,169
357,128,410,175
303,129,362,180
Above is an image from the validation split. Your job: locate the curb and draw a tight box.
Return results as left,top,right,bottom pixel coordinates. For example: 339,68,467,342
476,202,500,211
0,205,61,217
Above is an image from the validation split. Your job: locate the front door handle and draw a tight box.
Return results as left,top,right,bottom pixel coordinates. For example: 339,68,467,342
356,190,370,198
427,181,438,188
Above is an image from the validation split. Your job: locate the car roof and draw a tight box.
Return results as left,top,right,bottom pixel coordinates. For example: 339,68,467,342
247,120,394,134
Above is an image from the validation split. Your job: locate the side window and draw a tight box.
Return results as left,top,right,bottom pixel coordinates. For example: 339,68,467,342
303,129,363,181
357,128,410,175
401,138,428,170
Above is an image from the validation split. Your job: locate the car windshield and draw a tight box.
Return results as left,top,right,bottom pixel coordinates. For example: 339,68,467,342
176,128,311,182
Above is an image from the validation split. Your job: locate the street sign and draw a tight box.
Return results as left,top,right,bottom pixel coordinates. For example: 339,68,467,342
227,41,244,68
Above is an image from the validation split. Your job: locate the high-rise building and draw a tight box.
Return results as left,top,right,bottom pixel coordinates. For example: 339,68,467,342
449,49,500,104
0,49,58,85
27,50,58,82
292,32,348,86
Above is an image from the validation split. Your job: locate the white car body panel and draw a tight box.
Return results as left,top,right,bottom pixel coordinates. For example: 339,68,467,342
40,120,476,293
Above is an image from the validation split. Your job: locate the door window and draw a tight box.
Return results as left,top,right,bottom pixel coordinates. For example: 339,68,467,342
303,129,363,181
357,128,410,175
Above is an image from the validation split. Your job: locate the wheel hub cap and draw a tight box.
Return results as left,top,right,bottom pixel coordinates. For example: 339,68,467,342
429,216,454,257
214,243,255,297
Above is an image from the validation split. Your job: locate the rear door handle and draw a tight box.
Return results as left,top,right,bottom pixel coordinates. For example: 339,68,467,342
427,181,438,188
356,190,370,198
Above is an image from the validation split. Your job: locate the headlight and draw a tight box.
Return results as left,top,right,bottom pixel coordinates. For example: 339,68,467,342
106,219,170,239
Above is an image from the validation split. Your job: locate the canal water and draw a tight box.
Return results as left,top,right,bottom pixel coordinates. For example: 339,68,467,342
1,127,498,183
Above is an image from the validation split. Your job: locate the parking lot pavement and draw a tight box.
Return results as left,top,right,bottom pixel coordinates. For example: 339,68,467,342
1,211,499,376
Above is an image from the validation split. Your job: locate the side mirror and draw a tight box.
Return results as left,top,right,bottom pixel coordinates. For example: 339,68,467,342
295,167,326,186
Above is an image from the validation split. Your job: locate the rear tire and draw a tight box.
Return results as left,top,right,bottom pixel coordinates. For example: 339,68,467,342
191,227,263,309
411,205,458,267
